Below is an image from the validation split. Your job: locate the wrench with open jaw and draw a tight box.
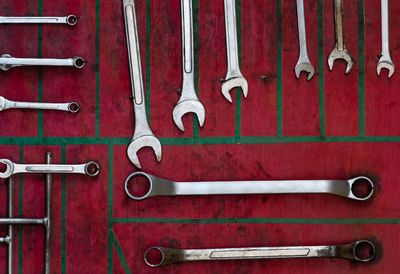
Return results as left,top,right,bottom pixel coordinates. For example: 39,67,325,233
0,15,78,26
0,55,85,71
123,0,162,169
0,96,80,113
377,0,395,78
125,172,374,201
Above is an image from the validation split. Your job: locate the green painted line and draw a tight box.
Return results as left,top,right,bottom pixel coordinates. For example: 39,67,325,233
109,230,131,274
234,0,242,142
61,145,67,274
276,0,283,137
17,146,24,274
107,145,114,274
145,0,151,122
37,0,43,138
318,0,326,137
95,0,101,137
193,0,200,142
358,0,366,136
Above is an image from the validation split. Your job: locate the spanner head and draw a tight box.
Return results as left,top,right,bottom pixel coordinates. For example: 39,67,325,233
0,96,6,111
377,58,395,78
328,48,354,74
221,77,248,103
0,159,13,179
127,136,162,169
295,62,315,80
172,99,205,131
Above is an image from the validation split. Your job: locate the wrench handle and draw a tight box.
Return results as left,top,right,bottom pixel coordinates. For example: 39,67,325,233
181,0,193,75
334,0,345,50
0,97,79,113
381,0,389,53
296,0,308,59
0,15,77,26
224,0,241,77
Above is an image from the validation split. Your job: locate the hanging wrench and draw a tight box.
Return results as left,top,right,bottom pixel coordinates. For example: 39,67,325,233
295,0,315,80
377,0,394,77
172,0,205,131
123,0,161,169
0,96,79,113
0,55,85,71
125,172,375,201
222,0,248,103
0,159,100,178
144,240,376,267
328,0,353,74
0,15,78,26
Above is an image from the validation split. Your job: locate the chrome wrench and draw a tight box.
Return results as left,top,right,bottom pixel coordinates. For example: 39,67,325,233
0,96,80,113
123,0,162,169
0,15,78,26
222,0,248,103
125,172,374,201
0,55,85,71
144,240,375,267
377,0,395,77
172,0,205,131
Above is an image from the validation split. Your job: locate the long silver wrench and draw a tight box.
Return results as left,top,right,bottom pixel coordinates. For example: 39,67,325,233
0,96,79,113
295,0,315,80
144,240,376,267
0,15,78,26
123,0,162,169
172,0,205,131
125,172,374,201
0,54,85,71
377,0,395,77
222,0,248,103
0,159,100,178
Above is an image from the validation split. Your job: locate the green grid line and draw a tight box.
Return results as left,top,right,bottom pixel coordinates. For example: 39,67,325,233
234,0,243,143
358,0,366,136
276,0,283,137
37,0,44,138
107,145,114,274
109,230,131,273
95,0,101,138
61,145,67,274
318,0,326,137
17,145,24,274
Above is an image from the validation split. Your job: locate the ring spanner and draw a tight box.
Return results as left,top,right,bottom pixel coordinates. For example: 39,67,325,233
0,55,85,71
125,172,374,201
0,96,80,113
0,15,78,26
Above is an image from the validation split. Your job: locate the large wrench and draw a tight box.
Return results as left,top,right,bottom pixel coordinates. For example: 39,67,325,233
377,0,395,77
0,55,85,71
144,240,376,267
295,0,315,80
222,0,248,103
328,0,353,74
172,0,205,131
0,96,79,113
0,15,78,26
123,0,162,169
125,172,374,201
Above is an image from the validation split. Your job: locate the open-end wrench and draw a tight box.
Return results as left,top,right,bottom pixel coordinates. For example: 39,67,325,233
377,0,395,77
172,0,205,131
0,96,79,113
125,172,375,201
222,0,248,103
295,0,315,80
0,15,78,26
123,0,162,169
144,240,376,267
328,0,353,74
0,55,85,71
0,159,100,179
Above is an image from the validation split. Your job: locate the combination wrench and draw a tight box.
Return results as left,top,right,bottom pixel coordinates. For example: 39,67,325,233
222,0,248,103
0,15,78,26
295,0,314,80
144,240,376,267
123,0,161,169
377,0,395,77
0,96,79,113
172,0,205,131
328,0,353,74
125,172,374,201
0,55,85,71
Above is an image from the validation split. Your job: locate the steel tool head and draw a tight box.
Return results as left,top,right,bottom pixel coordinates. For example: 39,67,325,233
0,96,6,111
127,136,162,169
328,48,353,74
295,62,315,80
0,159,13,179
172,99,205,131
221,77,248,103
377,58,395,78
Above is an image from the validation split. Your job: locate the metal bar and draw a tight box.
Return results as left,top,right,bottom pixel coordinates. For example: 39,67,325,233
0,218,47,225
8,177,13,274
45,152,52,274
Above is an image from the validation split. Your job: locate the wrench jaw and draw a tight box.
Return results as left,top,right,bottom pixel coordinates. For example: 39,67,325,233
377,58,395,78
127,136,162,169
327,48,354,74
0,96,6,111
172,99,205,131
295,62,315,81
0,159,14,179
221,77,248,103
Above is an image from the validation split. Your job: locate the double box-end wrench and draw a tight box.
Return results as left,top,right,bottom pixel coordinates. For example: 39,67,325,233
0,96,80,113
0,15,78,26
0,159,100,178
295,0,315,80
377,0,395,78
123,0,161,169
144,240,376,267
125,172,374,201
172,0,205,131
0,55,85,71
222,0,248,103
328,0,353,74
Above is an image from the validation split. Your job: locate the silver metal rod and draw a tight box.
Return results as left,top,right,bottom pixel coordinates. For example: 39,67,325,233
0,96,80,113
0,15,78,26
45,152,52,274
0,55,85,71
8,177,13,274
0,218,47,225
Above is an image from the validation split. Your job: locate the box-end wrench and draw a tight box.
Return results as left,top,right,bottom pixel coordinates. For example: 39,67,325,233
0,159,100,178
144,240,376,267
377,0,394,78
123,0,161,169
172,0,205,131
0,15,78,26
0,96,79,113
328,0,353,74
125,172,374,201
0,55,85,71
222,0,248,103
295,0,315,80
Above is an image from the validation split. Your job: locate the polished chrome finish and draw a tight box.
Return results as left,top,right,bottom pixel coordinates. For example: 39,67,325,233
0,15,78,26
45,152,52,274
0,96,80,113
0,54,85,71
377,0,394,77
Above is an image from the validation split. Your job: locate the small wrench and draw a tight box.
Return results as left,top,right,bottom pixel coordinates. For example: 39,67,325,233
0,159,100,179
123,0,162,169
377,0,395,77
222,0,248,103
0,15,78,26
295,0,315,80
0,96,79,113
144,240,376,267
125,172,374,201
0,54,85,71
328,0,353,74
172,0,205,131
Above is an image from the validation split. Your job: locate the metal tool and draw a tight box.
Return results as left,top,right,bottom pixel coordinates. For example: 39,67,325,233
172,0,205,131
0,96,80,113
144,240,376,267
328,0,353,74
0,15,78,26
295,0,315,80
125,172,375,201
377,0,394,77
0,54,85,71
222,0,248,103
123,0,161,169
0,159,100,179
